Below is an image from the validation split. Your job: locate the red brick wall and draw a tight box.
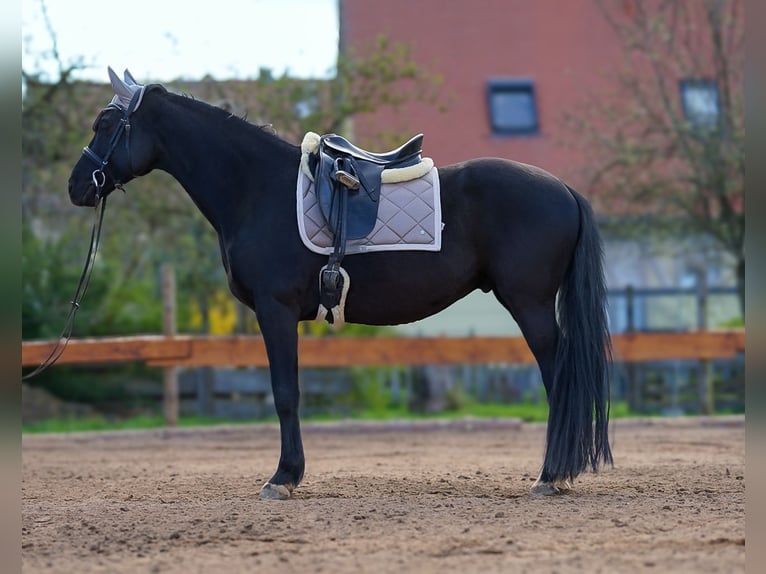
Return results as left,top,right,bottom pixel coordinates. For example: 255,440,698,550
340,0,625,189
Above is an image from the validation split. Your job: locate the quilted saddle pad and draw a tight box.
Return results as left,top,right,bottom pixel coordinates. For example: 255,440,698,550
296,166,443,255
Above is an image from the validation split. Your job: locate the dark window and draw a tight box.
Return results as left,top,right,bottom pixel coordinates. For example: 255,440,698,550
487,79,539,135
680,79,720,129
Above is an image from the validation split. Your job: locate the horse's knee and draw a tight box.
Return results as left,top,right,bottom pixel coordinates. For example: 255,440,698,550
272,385,300,417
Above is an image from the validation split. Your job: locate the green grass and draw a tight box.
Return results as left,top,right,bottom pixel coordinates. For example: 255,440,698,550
22,401,639,433
21,414,268,434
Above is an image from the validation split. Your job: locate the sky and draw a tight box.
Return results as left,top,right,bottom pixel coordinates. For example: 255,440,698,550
21,0,340,83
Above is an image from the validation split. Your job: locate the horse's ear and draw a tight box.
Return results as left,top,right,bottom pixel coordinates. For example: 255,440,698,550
108,66,141,109
123,69,139,86
108,66,123,89
108,67,131,98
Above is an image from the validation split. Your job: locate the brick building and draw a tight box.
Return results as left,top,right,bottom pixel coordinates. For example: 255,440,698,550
339,0,624,189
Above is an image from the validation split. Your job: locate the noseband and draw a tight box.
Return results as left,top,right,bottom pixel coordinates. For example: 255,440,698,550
81,89,142,198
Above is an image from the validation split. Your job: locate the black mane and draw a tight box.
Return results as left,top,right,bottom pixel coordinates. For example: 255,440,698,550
162,87,298,154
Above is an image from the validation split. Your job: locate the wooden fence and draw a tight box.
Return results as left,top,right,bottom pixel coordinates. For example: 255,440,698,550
21,330,746,368
22,330,745,423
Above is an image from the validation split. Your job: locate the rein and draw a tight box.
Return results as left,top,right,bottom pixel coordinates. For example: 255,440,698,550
21,195,108,380
22,93,141,380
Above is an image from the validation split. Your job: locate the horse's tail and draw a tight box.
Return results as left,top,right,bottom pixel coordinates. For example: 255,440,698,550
543,186,613,483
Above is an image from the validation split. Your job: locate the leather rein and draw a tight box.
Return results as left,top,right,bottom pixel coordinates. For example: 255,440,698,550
22,94,140,380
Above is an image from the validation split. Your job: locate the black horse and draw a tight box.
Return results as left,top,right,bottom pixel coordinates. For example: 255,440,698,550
68,69,612,499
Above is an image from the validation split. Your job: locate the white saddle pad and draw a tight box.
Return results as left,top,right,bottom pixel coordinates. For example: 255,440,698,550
296,166,443,255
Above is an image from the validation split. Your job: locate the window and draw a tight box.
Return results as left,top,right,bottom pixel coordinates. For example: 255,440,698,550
680,79,720,129
487,79,539,135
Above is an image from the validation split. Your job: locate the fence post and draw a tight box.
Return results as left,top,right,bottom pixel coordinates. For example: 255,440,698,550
390,367,401,406
696,269,714,414
162,264,179,426
624,285,640,412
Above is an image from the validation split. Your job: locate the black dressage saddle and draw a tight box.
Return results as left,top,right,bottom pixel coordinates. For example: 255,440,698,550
311,133,424,240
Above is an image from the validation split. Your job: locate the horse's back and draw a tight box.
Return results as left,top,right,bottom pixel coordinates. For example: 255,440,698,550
438,157,581,252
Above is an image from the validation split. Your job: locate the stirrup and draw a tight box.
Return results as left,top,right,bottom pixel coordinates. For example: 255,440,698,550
321,266,343,290
316,265,350,329
335,170,360,190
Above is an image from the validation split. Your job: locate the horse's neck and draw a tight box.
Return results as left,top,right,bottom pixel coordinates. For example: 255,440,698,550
151,101,293,232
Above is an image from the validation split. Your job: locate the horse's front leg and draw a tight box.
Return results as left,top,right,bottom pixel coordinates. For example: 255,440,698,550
256,301,304,500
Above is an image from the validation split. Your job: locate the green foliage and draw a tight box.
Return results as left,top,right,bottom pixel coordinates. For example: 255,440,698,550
347,368,393,412
22,220,164,339
23,363,161,411
301,320,397,337
22,222,85,340
162,35,446,148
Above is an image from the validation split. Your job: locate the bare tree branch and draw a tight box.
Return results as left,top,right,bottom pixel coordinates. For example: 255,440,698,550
569,0,744,310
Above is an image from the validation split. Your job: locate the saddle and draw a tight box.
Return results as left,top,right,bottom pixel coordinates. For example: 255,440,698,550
305,132,425,324
311,133,424,240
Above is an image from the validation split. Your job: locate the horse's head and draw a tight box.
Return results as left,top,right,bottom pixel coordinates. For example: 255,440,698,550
68,67,162,207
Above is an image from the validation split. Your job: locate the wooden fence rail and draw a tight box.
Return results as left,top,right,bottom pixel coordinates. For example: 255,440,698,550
22,331,745,369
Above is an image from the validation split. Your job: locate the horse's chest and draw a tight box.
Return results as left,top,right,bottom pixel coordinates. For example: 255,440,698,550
218,245,255,308
226,272,252,308
222,240,310,311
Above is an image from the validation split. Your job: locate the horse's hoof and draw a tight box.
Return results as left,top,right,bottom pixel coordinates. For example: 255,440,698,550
530,479,572,496
259,482,292,500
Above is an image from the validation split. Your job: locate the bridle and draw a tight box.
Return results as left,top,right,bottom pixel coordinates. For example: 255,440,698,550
22,90,142,381
81,88,143,200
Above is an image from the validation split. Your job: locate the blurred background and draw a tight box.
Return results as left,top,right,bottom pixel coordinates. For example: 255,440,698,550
21,0,744,431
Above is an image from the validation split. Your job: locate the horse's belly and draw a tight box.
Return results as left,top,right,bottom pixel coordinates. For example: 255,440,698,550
340,251,482,326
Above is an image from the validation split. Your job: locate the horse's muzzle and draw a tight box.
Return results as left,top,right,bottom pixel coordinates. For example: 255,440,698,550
68,179,97,207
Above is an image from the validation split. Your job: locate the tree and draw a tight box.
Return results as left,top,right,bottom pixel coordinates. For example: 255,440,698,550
564,0,744,312
181,35,444,147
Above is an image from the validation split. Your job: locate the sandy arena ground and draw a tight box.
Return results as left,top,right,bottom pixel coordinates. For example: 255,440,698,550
22,416,745,573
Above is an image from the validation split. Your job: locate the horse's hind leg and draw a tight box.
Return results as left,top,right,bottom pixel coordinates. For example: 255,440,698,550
492,290,571,495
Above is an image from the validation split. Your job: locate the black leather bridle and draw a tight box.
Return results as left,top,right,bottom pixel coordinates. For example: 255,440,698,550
81,88,142,200
22,91,143,381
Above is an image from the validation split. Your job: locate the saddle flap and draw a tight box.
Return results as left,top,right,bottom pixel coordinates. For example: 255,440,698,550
317,153,384,240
